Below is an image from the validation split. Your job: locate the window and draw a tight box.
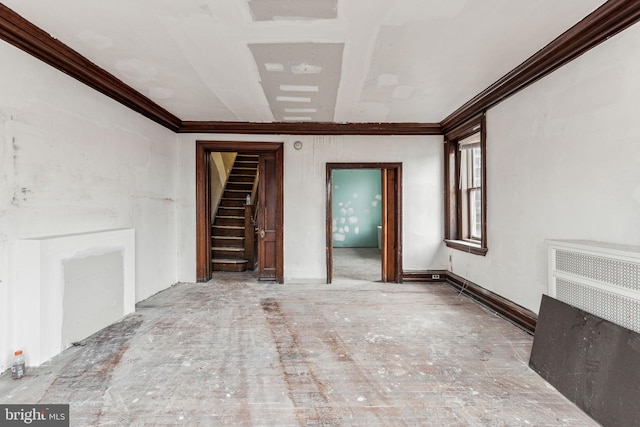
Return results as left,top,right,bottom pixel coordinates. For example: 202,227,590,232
460,133,482,241
444,113,487,255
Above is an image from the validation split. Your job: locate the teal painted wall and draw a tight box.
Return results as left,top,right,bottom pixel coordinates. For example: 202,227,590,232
332,169,382,247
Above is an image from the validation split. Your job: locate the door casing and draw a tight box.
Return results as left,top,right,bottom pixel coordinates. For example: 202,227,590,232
196,141,284,282
326,163,402,283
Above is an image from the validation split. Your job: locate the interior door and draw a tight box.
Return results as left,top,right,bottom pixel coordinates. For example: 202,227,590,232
258,152,278,281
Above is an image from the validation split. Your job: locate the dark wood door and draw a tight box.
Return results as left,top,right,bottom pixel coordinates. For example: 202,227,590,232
258,152,278,281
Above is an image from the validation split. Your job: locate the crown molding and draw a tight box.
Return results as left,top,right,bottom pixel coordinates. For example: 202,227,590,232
441,0,640,133
179,121,442,135
0,4,182,132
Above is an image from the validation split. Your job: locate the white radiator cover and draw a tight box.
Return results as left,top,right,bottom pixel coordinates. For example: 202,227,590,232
547,240,640,334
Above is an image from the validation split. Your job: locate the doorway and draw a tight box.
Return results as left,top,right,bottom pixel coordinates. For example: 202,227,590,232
326,163,402,283
196,141,284,283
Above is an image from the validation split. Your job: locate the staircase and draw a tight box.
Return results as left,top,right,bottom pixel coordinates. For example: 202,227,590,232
211,154,259,272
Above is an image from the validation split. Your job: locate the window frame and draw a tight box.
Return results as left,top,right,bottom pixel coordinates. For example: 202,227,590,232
444,112,488,255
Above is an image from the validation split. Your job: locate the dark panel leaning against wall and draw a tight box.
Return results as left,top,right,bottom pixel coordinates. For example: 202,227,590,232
530,295,640,427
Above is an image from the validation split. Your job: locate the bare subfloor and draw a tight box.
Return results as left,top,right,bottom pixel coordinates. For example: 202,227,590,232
333,247,381,283
0,273,596,426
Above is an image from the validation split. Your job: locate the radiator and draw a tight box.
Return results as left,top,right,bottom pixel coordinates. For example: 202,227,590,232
547,240,640,334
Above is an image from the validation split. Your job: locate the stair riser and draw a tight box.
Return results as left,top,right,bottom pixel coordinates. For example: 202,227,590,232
235,155,258,161
221,200,248,208
214,217,244,227
219,199,246,208
212,238,245,249
212,249,246,259
212,262,247,272
231,168,257,176
212,227,244,237
229,175,255,183
223,192,250,201
217,207,244,217
226,182,253,191
233,158,259,169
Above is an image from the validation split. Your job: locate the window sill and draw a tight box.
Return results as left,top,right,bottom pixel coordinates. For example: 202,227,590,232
444,239,488,256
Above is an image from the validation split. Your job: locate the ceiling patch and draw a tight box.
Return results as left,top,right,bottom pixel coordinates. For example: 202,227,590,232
75,30,113,49
276,96,312,103
283,116,312,121
265,63,284,72
249,43,344,122
378,73,399,88
149,87,175,100
291,62,323,75
115,58,158,83
279,84,319,92
392,86,414,99
284,108,317,113
248,0,338,22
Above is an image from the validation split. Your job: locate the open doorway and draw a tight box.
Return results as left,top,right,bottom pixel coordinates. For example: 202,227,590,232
196,141,284,283
331,169,383,282
326,163,402,283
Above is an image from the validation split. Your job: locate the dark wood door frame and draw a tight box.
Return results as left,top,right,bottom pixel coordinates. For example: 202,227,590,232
196,141,284,282
326,163,402,283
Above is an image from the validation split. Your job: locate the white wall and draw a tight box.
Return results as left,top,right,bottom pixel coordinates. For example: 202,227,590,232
446,23,640,313
0,42,178,370
176,134,446,283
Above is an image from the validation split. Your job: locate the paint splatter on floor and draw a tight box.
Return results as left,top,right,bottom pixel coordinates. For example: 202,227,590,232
0,275,597,426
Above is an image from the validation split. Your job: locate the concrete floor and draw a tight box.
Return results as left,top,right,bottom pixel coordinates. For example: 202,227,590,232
1,250,597,426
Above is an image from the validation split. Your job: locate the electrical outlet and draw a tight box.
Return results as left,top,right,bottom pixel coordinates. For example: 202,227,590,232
432,274,440,279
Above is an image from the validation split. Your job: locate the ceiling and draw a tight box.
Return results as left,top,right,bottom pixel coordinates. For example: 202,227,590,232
3,0,606,123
